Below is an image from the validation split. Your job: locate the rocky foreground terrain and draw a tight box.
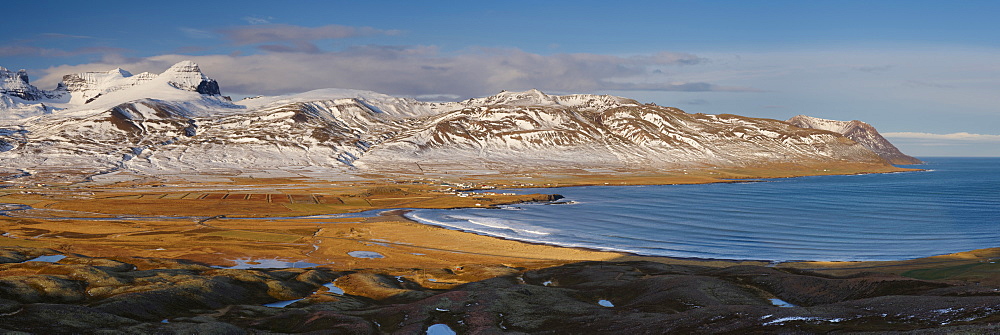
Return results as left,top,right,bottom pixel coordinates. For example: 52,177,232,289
0,247,997,334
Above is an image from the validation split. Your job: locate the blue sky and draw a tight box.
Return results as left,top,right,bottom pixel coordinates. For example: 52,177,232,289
3,0,999,156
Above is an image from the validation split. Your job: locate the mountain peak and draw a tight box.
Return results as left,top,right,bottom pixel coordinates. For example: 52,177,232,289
108,68,133,77
457,89,640,112
1,66,46,100
0,67,27,84
499,88,546,95
164,60,201,73
56,60,222,104
511,88,545,95
161,60,219,96
60,67,154,104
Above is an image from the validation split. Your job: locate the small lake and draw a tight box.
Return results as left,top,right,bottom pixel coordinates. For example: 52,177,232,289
406,158,999,261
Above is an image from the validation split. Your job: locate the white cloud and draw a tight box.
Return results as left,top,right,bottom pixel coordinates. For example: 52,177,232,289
883,132,1000,141
885,132,1000,156
34,47,741,97
662,47,1000,140
242,16,273,25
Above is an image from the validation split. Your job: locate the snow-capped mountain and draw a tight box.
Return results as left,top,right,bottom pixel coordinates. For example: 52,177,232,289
238,88,456,119
0,66,60,120
58,61,221,105
0,61,913,179
1,61,235,121
453,89,640,111
787,115,921,165
360,104,886,170
1,66,51,101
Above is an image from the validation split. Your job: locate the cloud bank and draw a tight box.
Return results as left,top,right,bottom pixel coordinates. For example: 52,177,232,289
35,47,745,98
19,22,755,98
17,22,752,98
884,132,1000,142
884,132,1000,156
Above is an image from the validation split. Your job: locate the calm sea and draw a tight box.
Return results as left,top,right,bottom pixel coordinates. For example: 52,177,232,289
406,158,999,261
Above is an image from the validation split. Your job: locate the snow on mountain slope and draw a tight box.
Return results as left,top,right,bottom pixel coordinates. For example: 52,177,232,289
0,61,239,124
59,61,220,105
0,90,413,173
0,67,60,121
55,61,237,118
361,104,885,170
59,68,156,104
0,61,245,173
158,60,221,95
0,66,51,101
0,62,910,178
237,88,454,119
0,95,51,121
787,115,921,165
455,89,639,111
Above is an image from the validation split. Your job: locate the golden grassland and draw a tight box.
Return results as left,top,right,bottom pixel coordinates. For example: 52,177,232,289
1,162,995,287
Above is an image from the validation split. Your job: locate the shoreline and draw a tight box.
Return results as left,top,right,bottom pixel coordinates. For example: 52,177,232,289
392,207,999,267
392,205,1000,281
384,208,776,265
1,160,991,278
7,200,992,273
450,164,921,192
395,166,982,266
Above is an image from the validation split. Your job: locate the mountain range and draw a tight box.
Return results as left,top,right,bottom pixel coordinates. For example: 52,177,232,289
0,61,918,179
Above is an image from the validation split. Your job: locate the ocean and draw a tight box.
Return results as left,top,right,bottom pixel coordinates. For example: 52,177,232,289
406,157,1000,261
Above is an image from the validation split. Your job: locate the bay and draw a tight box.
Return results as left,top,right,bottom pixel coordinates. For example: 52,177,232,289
406,158,1000,261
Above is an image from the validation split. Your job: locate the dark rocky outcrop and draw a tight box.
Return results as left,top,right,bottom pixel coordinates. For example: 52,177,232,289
196,79,221,96
0,248,996,333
